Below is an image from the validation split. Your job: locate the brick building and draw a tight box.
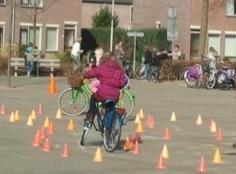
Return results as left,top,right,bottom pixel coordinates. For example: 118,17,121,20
132,0,236,60
0,0,82,54
82,0,133,29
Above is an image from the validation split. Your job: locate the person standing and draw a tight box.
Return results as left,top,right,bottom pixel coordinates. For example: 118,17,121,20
71,37,83,71
144,46,152,81
172,44,182,60
114,41,125,66
25,42,34,77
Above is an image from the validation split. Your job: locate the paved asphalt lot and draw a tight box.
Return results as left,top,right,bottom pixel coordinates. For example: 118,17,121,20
0,76,236,174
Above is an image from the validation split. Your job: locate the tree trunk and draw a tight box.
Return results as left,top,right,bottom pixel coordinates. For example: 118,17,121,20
198,0,209,56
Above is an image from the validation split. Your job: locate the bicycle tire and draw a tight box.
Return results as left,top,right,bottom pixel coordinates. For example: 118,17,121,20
135,65,146,80
184,70,199,88
118,89,135,118
103,114,121,152
80,127,90,146
58,87,88,116
205,74,216,89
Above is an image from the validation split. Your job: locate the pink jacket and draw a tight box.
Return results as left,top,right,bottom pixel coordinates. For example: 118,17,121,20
84,59,126,102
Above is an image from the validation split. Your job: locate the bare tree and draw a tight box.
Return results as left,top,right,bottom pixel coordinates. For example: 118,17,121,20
29,0,41,48
198,0,209,56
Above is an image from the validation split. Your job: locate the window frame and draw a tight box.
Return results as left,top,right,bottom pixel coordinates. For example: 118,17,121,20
224,32,236,57
0,22,5,48
19,23,42,50
45,25,59,52
0,0,5,5
226,0,236,16
21,0,43,8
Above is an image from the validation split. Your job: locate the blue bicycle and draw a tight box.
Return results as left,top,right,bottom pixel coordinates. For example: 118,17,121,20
80,100,126,152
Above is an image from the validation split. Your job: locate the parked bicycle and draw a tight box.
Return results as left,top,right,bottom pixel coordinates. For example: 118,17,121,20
58,75,135,118
80,100,126,152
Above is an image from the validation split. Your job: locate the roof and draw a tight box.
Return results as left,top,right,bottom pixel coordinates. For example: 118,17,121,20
82,0,133,5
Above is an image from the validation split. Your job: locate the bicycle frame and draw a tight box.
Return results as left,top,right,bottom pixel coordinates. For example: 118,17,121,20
72,83,135,108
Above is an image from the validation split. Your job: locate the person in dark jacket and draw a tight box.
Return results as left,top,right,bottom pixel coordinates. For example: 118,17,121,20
83,56,126,127
144,46,152,81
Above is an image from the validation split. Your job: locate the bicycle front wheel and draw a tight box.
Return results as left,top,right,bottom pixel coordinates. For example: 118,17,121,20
117,89,135,119
58,87,88,116
103,114,121,152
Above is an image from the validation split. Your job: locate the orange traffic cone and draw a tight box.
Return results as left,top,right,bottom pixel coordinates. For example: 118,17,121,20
216,128,224,141
196,114,203,125
139,108,144,119
132,140,140,154
163,128,171,140
198,156,207,173
31,110,37,120
0,104,6,115
156,154,166,170
135,121,144,134
43,117,50,128
161,144,169,159
123,137,131,151
26,115,34,126
40,127,47,140
93,147,103,162
37,104,43,114
170,112,176,122
148,117,155,128
48,74,57,94
32,130,41,147
73,106,78,113
9,112,15,123
212,147,223,164
67,119,75,131
56,109,62,119
133,133,142,144
134,112,141,124
14,110,20,122
42,138,52,152
210,119,217,133
61,144,71,158
48,121,55,134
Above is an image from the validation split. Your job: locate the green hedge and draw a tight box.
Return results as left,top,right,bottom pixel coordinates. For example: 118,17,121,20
82,28,171,63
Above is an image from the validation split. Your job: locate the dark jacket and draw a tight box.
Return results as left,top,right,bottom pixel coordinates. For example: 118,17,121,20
144,49,152,64
84,59,126,102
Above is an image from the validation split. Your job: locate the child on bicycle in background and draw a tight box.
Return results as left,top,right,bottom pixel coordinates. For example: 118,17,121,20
83,49,126,128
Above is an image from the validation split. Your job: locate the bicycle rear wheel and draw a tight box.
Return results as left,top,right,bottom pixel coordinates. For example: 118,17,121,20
117,89,134,118
58,87,88,116
103,114,122,152
135,65,146,80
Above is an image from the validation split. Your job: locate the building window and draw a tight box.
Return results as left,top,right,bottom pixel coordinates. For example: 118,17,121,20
208,34,220,55
226,0,236,16
0,0,5,5
20,26,41,49
64,24,76,51
225,35,236,57
21,0,43,7
0,26,3,48
46,27,58,52
190,28,200,57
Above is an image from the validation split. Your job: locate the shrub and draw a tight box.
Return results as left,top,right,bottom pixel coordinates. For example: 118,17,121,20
0,55,8,75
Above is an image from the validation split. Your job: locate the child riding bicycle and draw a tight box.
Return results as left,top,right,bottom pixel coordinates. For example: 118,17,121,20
83,48,126,129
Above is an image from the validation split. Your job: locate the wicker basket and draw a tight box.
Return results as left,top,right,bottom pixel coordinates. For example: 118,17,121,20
67,71,83,88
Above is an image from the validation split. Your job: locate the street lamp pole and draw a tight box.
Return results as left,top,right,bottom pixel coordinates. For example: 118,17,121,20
109,0,115,52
